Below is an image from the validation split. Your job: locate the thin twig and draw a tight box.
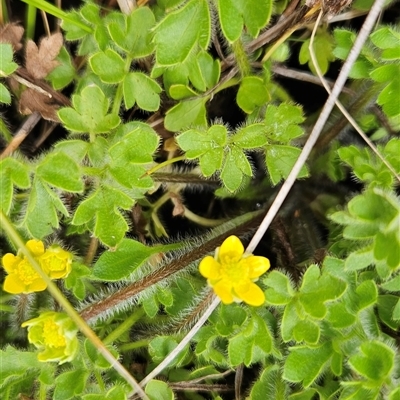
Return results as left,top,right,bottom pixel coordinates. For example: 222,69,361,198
0,112,41,159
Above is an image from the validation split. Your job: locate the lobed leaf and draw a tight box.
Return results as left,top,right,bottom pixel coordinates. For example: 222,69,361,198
153,0,210,66
58,85,120,134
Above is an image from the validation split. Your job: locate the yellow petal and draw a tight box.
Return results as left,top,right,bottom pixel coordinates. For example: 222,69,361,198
235,282,265,306
2,254,20,273
244,256,270,279
199,256,221,279
219,236,244,264
26,240,45,257
3,274,26,294
28,278,47,292
213,280,234,304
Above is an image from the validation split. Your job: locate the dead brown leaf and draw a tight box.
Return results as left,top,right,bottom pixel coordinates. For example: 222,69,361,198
19,88,60,122
0,23,24,52
170,192,185,216
25,32,63,80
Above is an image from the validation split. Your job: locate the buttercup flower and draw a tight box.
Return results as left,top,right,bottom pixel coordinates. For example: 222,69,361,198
199,235,270,306
2,240,73,294
2,240,47,294
39,245,72,279
21,311,79,364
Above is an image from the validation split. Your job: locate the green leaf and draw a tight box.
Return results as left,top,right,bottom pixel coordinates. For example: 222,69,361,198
0,158,30,213
72,185,134,247
215,304,247,336
143,295,159,318
55,139,90,163
61,10,91,41
237,76,270,114
165,97,208,131
380,274,400,292
89,49,126,83
0,43,18,77
47,47,76,89
370,26,400,49
293,320,320,345
145,380,174,400
338,141,400,189
36,152,83,192
149,336,190,367
54,369,89,400
93,239,167,281
169,84,198,100
263,270,295,305
265,145,307,185
0,82,11,104
281,300,298,342
333,29,356,60
221,146,252,192
154,0,211,66
299,265,347,319
264,103,305,142
0,346,42,389
107,7,155,58
123,72,162,111
108,126,159,194
377,295,400,330
218,0,273,42
354,280,378,311
232,123,268,149
283,342,333,387
58,85,120,134
228,313,272,366
345,246,374,271
326,302,356,328
64,262,91,300
248,365,285,400
299,30,335,75
24,178,69,238
84,340,118,369
349,340,395,382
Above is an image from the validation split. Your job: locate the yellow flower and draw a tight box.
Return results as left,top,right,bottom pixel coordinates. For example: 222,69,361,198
199,236,270,306
39,245,72,279
1,240,73,294
22,311,78,364
2,240,47,294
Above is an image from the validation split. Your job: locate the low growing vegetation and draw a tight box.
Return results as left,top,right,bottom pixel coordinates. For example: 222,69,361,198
0,0,399,399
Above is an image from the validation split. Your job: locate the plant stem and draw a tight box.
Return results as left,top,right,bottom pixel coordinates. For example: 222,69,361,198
103,307,146,345
184,207,227,227
0,211,149,400
145,155,186,176
120,339,151,352
232,39,251,77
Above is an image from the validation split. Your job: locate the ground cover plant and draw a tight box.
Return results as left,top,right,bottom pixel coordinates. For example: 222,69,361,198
0,0,399,399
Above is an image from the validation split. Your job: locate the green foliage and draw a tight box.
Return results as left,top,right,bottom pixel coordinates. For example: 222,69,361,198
58,85,120,134
92,239,174,281
153,0,210,67
0,43,18,103
299,29,335,75
217,0,273,42
1,1,400,399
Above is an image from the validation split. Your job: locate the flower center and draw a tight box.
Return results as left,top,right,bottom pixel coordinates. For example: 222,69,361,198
42,255,64,272
42,320,66,348
220,259,249,285
17,260,40,285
